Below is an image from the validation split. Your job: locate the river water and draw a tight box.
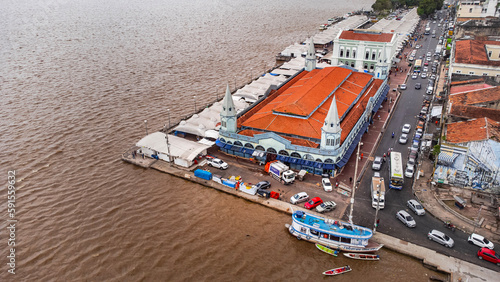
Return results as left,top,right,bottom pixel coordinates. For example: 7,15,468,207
0,0,447,280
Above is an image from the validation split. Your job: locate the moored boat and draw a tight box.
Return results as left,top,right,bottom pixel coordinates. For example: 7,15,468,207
322,265,351,276
286,211,383,252
343,253,380,260
315,244,338,256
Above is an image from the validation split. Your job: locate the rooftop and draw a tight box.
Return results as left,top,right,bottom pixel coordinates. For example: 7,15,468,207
237,67,382,147
449,86,500,105
339,30,394,43
446,117,500,143
454,40,500,66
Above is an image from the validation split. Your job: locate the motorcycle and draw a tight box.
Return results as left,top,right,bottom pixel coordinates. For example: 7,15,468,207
443,221,456,232
391,132,395,138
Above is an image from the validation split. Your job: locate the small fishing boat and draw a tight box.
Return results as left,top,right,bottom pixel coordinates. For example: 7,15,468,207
315,244,339,256
322,265,351,276
343,253,380,261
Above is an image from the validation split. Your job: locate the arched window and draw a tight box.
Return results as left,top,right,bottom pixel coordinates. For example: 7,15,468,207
278,150,289,156
351,62,354,68
352,48,356,58
227,141,233,144
315,158,323,163
370,64,374,70
234,141,243,146
267,147,277,154
244,143,254,149
303,154,314,160
219,138,226,143
371,52,376,60
339,47,344,57
364,63,368,69
346,49,350,58
324,158,334,163
365,50,370,60
255,145,265,151
291,152,301,159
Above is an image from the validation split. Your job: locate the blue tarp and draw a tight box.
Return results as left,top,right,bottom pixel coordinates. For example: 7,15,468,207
323,163,335,170
242,148,254,155
215,139,224,147
232,146,243,152
194,169,212,180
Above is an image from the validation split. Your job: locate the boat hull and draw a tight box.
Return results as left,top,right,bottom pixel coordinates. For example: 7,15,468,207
322,265,351,276
315,244,338,256
343,252,380,260
285,223,383,253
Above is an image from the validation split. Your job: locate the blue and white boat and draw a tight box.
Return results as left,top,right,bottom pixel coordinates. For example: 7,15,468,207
286,211,383,252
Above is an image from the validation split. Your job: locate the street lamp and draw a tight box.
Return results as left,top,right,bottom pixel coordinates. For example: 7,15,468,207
348,141,362,225
144,120,148,135
216,85,219,101
167,109,171,129
194,95,197,112
250,67,253,82
233,76,236,91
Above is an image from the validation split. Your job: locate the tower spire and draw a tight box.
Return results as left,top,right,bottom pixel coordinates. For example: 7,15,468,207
220,83,237,133
323,95,341,134
305,37,316,71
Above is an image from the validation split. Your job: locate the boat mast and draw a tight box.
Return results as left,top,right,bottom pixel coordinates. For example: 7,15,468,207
348,141,361,225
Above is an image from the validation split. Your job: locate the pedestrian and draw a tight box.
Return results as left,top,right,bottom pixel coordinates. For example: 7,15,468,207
360,153,364,160
349,177,352,183
335,181,339,188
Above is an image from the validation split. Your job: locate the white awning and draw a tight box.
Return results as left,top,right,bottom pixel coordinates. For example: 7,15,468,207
136,132,210,161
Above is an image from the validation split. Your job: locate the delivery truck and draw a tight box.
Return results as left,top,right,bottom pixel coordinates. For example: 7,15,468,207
264,160,295,185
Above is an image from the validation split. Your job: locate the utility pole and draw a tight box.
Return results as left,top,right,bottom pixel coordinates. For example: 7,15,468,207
144,120,148,135
348,141,362,225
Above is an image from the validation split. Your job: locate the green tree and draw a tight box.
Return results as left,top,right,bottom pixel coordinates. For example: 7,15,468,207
417,0,443,16
372,0,392,12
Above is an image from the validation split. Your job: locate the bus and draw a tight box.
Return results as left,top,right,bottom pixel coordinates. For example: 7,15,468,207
389,151,404,190
414,59,422,72
424,26,431,35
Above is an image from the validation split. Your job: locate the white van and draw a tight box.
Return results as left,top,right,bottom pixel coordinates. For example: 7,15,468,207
426,86,433,95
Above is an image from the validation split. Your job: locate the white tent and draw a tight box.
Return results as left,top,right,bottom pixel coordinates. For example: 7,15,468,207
136,132,210,167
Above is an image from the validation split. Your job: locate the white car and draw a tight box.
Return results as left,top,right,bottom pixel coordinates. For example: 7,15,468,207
372,156,383,171
207,158,228,169
427,52,432,57
428,230,454,248
402,124,411,134
290,192,309,204
322,178,333,192
396,210,416,228
420,72,427,79
407,199,425,215
411,73,418,79
316,201,337,213
468,233,494,249
399,84,407,90
399,133,408,144
405,164,414,178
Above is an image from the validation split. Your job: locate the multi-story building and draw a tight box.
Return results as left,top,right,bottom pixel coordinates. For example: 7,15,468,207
451,40,500,79
457,0,499,22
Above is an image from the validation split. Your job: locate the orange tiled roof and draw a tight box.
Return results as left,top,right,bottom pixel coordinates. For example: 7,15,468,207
455,40,500,67
238,67,382,147
446,118,500,143
449,104,500,122
339,30,394,43
450,78,484,86
449,86,500,105
450,83,494,94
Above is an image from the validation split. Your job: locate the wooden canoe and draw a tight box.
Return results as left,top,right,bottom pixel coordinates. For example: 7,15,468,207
315,244,339,256
322,265,352,276
343,253,380,260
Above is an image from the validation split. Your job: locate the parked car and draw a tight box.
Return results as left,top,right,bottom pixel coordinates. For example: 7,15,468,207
322,178,333,192
372,156,383,171
424,61,429,66
290,192,309,204
423,66,428,72
207,157,228,169
316,201,337,213
411,139,419,152
253,181,271,190
415,128,423,139
427,52,432,57
421,72,427,79
468,233,494,249
399,133,408,144
412,73,418,79
405,164,415,178
428,230,454,248
402,124,411,134
408,151,418,166
396,210,416,228
416,120,425,130
304,197,323,209
399,84,407,90
415,83,421,90
477,248,500,266
407,199,425,215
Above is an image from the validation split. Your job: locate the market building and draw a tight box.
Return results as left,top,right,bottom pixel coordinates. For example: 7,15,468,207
217,41,389,176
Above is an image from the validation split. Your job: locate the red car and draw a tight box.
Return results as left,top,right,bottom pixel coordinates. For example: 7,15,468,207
477,248,500,266
304,197,323,209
